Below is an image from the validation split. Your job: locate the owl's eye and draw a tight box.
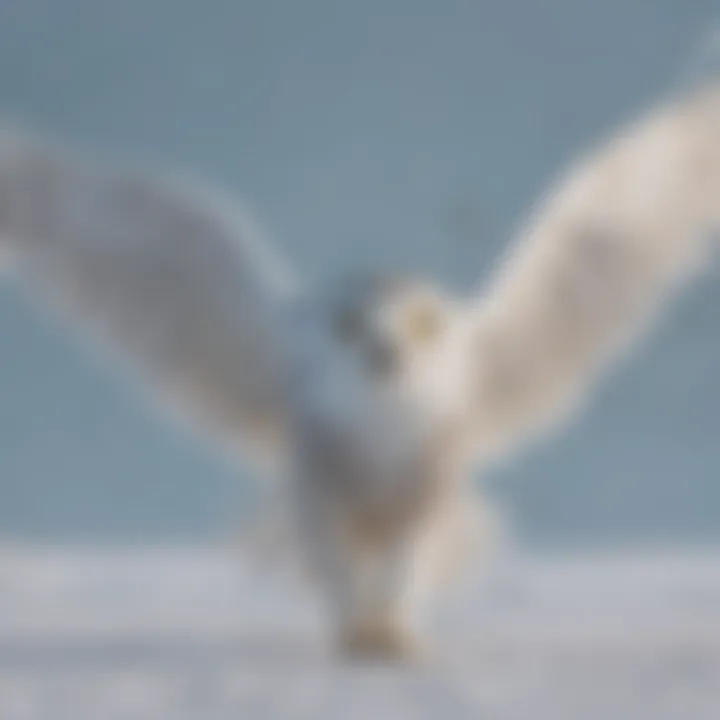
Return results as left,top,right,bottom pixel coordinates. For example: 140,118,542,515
333,307,363,342
406,301,445,344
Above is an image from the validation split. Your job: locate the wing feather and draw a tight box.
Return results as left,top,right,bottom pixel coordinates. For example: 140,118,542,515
0,128,298,466
470,85,720,458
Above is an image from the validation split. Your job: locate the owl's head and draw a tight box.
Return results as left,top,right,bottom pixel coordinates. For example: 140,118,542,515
325,273,472,416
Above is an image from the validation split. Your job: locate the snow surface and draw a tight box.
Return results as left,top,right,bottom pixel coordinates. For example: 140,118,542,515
1,546,720,719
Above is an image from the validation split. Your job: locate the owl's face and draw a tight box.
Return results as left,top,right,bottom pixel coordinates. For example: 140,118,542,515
329,275,447,373
325,274,472,419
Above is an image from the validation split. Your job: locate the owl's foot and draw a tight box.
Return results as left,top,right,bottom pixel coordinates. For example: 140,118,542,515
337,623,429,664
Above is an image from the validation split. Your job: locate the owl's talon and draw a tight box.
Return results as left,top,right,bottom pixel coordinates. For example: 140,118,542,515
337,624,429,664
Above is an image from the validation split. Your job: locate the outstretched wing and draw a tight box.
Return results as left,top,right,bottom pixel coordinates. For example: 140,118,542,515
468,85,720,460
0,127,299,468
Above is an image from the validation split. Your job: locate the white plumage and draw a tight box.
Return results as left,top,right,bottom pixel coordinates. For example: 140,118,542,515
2,81,720,661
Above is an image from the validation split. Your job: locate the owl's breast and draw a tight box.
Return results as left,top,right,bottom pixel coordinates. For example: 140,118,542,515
293,356,425,468
289,358,456,533
295,405,460,542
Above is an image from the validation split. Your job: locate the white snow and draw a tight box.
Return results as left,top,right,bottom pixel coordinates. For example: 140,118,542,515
1,546,719,719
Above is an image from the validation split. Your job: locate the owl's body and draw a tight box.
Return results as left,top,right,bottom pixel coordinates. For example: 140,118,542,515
281,280,480,657
2,77,720,660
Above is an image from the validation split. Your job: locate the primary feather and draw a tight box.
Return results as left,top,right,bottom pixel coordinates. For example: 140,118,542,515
0,129,297,465
471,86,720,459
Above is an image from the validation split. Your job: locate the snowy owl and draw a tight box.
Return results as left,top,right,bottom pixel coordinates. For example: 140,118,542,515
2,79,720,661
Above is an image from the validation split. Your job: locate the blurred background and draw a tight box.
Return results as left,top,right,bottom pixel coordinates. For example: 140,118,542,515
0,0,718,548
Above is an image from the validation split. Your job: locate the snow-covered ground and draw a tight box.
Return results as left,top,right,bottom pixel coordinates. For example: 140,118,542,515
1,547,720,719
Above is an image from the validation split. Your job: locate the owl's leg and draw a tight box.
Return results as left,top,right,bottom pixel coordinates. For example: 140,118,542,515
302,514,421,662
320,517,457,663
338,533,436,663
337,492,491,662
299,482,485,662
